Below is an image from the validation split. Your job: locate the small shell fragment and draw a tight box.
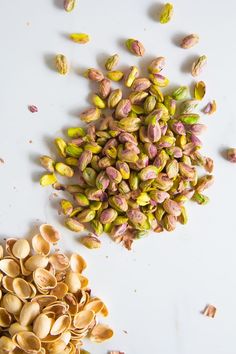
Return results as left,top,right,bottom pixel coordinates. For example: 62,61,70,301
32,234,51,256
202,304,217,318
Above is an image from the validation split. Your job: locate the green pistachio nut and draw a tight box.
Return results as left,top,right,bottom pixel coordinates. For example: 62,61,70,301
55,137,67,157
65,144,83,158
40,156,55,172
60,199,73,216
74,193,90,207
65,217,84,232
77,209,96,223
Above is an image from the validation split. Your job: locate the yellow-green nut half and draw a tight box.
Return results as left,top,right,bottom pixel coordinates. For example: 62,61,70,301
80,107,101,123
55,137,67,157
91,94,106,109
65,144,83,158
65,217,84,232
124,66,139,87
60,199,73,216
55,162,74,177
108,195,128,212
74,193,90,207
55,54,68,75
105,54,120,71
40,173,57,186
107,89,122,109
107,70,124,82
139,165,159,181
80,235,101,249
160,3,174,24
77,209,96,223
90,220,104,236
126,39,145,56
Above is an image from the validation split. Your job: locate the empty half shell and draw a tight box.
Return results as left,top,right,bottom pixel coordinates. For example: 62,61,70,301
12,239,30,259
32,234,51,256
40,224,61,244
90,323,114,342
70,253,87,273
49,253,70,271
13,331,41,353
73,310,95,329
0,258,20,277
33,268,57,290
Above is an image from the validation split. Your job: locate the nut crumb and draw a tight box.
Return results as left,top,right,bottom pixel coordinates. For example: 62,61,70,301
0,158,4,164
202,304,217,318
29,140,32,144
28,105,38,113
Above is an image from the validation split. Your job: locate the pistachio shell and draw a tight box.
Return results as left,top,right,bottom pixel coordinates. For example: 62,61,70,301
13,278,32,299
49,253,70,271
0,258,20,277
0,336,16,352
50,282,68,299
33,313,52,339
70,253,87,273
13,331,41,353
32,234,51,256
65,271,81,293
40,224,61,244
25,255,49,272
90,323,114,343
2,293,22,315
19,302,40,326
33,268,57,290
12,239,30,259
50,314,71,335
0,307,12,327
73,310,95,329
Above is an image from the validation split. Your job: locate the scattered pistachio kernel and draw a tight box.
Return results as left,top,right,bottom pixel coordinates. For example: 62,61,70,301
181,34,199,49
160,3,174,24
105,54,119,71
191,55,207,77
69,33,90,43
55,54,68,75
107,71,124,82
227,148,236,163
203,100,217,115
40,174,57,186
194,81,206,100
126,39,145,56
64,0,76,12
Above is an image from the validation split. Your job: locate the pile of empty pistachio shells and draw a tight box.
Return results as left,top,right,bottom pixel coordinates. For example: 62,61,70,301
40,45,215,250
0,224,113,354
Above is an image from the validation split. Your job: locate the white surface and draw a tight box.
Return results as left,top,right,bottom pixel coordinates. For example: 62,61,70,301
0,0,236,353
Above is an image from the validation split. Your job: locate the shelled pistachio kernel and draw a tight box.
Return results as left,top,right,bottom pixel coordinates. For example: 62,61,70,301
160,3,174,24
0,224,113,352
55,54,68,75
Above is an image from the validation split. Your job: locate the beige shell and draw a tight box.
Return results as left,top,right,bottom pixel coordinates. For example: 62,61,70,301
70,253,87,273
46,338,67,353
0,307,12,327
32,233,51,256
60,331,71,345
0,336,16,352
19,258,31,276
19,301,40,326
13,278,32,299
40,224,61,244
0,258,20,277
12,239,30,259
33,313,52,339
65,271,81,293
50,282,68,299
2,275,14,293
2,293,22,315
33,268,57,290
78,274,89,289
50,314,71,335
49,253,70,271
0,245,4,259
5,238,17,257
84,299,104,314
43,301,69,317
25,255,49,272
8,322,31,336
31,295,57,310
13,331,41,353
73,310,95,329
89,323,114,343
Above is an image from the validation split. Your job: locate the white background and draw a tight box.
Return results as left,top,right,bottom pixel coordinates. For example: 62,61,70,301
0,1,236,353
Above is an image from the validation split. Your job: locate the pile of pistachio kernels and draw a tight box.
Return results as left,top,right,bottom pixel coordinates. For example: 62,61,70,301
0,224,113,353
40,51,214,250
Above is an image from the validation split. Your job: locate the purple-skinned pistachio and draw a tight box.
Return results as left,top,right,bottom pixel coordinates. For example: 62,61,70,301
166,159,179,179
118,117,141,133
166,146,183,158
139,126,150,143
129,153,149,171
131,77,151,92
74,193,90,207
86,124,96,141
103,138,118,157
108,180,118,192
116,161,130,179
77,209,96,223
227,148,236,163
118,180,131,194
129,91,149,104
99,208,118,224
110,223,128,238
97,115,113,130
153,150,169,171
98,156,115,169
96,171,110,190
163,214,177,232
145,109,163,124
144,143,158,160
107,89,122,109
139,165,159,181
149,73,169,87
179,162,196,179
196,175,214,192
171,121,186,135
86,68,104,82
77,150,93,171
157,136,176,149
118,132,138,145
190,134,202,147
109,195,128,212
154,173,173,191
163,199,181,217
149,190,169,203
148,57,166,73
98,78,111,99
203,100,217,115
147,213,158,230
126,39,145,56
185,123,207,135
183,142,198,155
117,145,139,163
106,166,122,183
115,99,132,118
147,119,162,143
85,188,108,201
71,137,84,146
127,209,149,230
125,142,140,154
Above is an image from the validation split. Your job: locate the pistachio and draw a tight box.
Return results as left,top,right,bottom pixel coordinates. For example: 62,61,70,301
116,161,130,179
178,113,200,124
86,68,104,82
132,78,151,92
60,199,73,216
65,217,85,232
139,165,159,181
109,195,128,212
108,89,122,108
163,214,177,231
227,148,236,163
172,86,188,100
149,73,169,87
92,94,106,109
40,173,57,186
74,193,90,207
203,100,217,115
160,3,174,24
148,57,166,73
65,143,83,158
80,107,101,123
196,175,214,192
98,78,111,99
180,99,198,114
77,209,96,223
100,208,118,224
70,33,90,43
127,210,149,230
78,151,93,171
64,0,76,12
126,39,145,56
181,34,199,49
144,95,156,114
163,199,181,216
105,54,119,71
55,137,67,157
107,70,124,82
124,66,139,87
106,166,122,183
192,192,209,205
80,235,101,249
194,81,206,100
40,156,55,172
55,54,68,75
55,162,74,177
115,99,132,118
191,55,207,77
149,84,164,102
